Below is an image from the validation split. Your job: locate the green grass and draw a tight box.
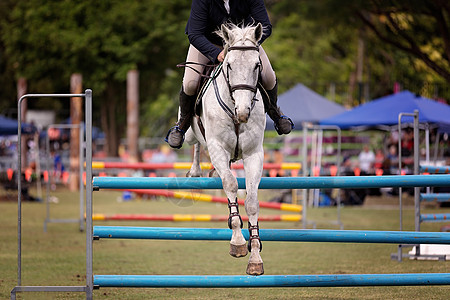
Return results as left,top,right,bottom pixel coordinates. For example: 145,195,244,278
1,187,449,299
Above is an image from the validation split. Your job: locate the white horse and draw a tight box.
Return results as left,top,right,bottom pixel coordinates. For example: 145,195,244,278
185,23,266,275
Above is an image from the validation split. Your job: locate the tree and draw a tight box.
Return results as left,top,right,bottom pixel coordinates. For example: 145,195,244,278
1,0,448,158
263,6,357,104
1,0,190,155
0,0,20,113
355,0,450,83
286,0,449,100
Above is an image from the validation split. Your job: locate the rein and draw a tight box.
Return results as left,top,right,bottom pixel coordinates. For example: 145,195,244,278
176,61,218,79
212,67,241,162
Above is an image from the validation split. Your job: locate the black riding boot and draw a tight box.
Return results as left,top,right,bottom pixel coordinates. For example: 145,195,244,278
264,81,294,135
165,90,196,149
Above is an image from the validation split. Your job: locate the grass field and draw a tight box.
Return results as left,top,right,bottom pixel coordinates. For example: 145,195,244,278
1,187,449,299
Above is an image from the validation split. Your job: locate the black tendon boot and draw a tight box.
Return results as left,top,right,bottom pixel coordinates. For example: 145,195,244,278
165,90,196,149
264,81,294,135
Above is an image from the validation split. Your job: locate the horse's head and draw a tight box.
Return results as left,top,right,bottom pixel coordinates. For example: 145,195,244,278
218,23,263,123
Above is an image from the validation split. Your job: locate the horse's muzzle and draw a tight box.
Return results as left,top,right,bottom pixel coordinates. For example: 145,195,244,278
236,107,251,123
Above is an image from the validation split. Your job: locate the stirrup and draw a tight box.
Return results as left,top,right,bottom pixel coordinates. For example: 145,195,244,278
247,222,262,252
227,198,243,229
164,126,186,149
274,115,294,135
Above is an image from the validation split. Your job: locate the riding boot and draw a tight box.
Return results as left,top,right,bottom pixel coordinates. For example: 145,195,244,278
165,90,196,149
263,81,294,135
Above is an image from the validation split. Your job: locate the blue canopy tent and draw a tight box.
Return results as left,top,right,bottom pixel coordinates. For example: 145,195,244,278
265,83,346,130
264,85,347,209
0,115,36,135
320,91,450,130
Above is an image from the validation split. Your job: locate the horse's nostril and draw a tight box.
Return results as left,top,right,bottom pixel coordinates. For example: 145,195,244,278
237,110,250,123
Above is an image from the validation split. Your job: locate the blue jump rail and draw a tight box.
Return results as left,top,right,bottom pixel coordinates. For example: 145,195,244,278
92,175,450,190
420,213,450,222
420,193,450,202
93,226,450,244
420,165,450,174
93,273,450,288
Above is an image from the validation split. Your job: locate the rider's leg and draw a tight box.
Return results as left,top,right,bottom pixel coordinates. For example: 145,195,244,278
166,45,209,149
165,90,196,148
259,46,293,135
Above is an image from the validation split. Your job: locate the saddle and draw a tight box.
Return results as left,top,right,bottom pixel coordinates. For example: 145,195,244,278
194,64,220,117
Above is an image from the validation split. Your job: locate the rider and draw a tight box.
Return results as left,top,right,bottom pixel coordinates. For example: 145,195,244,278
166,0,294,149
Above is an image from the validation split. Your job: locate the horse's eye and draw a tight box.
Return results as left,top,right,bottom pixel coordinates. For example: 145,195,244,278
254,63,261,71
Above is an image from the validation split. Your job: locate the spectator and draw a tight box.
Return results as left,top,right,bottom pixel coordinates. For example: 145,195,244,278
358,145,375,175
387,144,398,161
401,129,414,156
341,156,354,176
151,145,178,163
52,150,64,177
374,149,385,169
272,148,285,177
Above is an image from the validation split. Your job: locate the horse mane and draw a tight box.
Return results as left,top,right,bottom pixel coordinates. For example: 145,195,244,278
215,23,262,53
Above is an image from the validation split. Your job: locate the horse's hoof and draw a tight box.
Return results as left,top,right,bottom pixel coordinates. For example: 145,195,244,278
209,168,219,177
230,243,248,258
246,262,264,276
186,170,201,177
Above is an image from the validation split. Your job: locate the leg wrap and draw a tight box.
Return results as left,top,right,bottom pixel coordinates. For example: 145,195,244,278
227,198,243,230
247,222,262,252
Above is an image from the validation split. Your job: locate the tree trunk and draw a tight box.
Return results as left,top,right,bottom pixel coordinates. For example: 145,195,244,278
108,94,118,157
100,85,120,157
356,32,365,104
100,103,110,157
127,70,139,163
347,67,357,107
17,77,27,172
70,73,82,191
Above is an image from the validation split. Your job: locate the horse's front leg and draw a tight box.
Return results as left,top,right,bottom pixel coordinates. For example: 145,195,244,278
208,142,247,258
243,150,264,275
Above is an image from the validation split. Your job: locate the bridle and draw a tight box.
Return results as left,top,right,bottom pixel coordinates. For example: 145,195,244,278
213,45,261,124
223,45,261,108
211,44,261,162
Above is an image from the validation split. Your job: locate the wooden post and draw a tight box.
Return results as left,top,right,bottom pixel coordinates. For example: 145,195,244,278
17,77,27,172
70,73,82,191
356,33,364,104
127,70,139,163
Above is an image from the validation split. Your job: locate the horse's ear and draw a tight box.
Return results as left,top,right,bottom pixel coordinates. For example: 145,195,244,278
221,24,231,44
254,23,263,43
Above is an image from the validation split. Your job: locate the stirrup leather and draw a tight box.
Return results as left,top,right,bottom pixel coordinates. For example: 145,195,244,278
227,198,243,229
247,222,262,252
